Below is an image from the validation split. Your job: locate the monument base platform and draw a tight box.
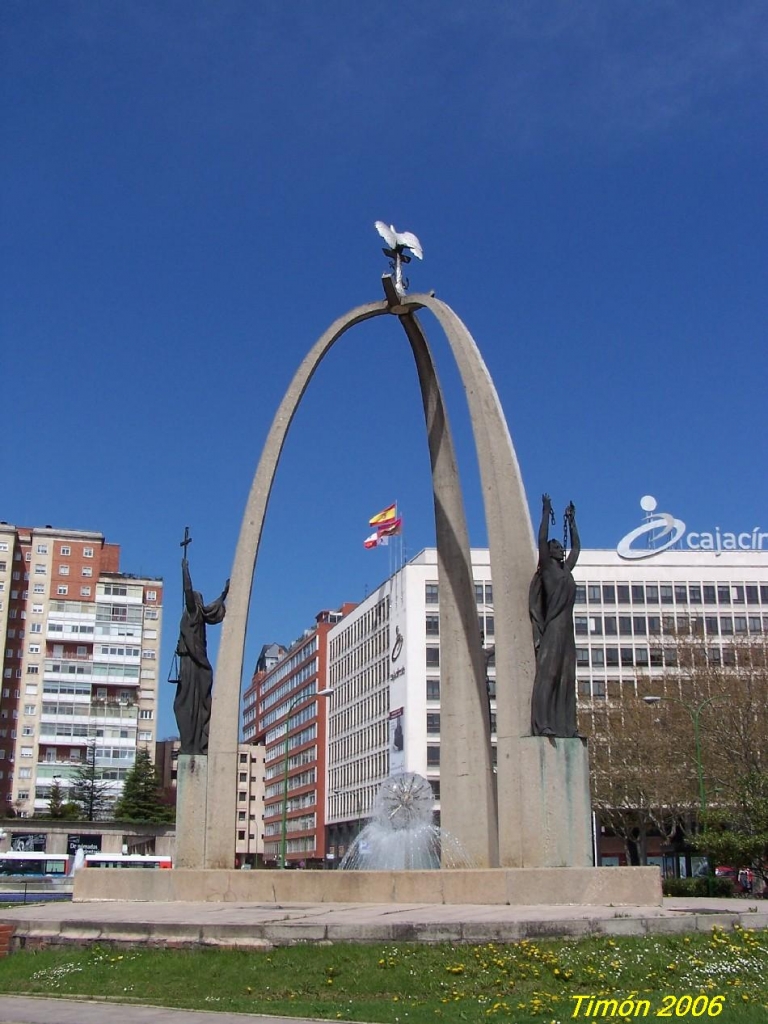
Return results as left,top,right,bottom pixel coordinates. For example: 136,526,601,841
174,754,208,869
74,865,661,907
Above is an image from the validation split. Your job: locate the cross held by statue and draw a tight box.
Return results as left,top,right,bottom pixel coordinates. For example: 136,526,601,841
180,526,193,553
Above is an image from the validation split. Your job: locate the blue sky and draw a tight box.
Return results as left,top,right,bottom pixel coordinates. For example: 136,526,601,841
3,2,767,738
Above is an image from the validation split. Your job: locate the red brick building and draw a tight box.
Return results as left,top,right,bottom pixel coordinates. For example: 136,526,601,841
242,604,354,867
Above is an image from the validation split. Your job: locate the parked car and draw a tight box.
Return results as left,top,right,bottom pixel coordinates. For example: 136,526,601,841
714,866,750,894
693,863,750,894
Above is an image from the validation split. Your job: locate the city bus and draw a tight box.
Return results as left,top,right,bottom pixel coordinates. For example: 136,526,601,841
0,852,72,877
83,853,172,869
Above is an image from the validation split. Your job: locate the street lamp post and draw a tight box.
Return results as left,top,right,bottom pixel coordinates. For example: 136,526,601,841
279,687,333,870
644,693,721,888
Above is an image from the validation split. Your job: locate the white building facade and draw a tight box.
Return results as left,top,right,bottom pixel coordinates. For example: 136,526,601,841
325,539,768,860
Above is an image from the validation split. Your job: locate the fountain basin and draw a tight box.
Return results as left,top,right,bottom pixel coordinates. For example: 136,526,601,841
73,865,662,906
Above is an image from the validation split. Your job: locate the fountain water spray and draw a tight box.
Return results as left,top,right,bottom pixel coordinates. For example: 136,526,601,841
339,772,472,870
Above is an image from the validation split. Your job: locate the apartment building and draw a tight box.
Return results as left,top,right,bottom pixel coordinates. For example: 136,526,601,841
242,605,355,867
155,736,266,866
0,522,162,817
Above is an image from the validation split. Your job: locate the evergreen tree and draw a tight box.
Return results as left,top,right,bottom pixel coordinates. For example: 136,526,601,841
113,748,174,823
47,778,66,819
70,742,113,821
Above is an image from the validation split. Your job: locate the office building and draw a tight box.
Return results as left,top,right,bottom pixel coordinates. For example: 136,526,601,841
0,522,163,817
324,538,768,861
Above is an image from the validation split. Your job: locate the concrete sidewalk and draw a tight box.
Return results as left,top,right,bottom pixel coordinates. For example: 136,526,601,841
0,994,331,1024
1,896,767,949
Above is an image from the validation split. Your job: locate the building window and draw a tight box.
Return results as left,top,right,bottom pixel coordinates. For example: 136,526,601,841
617,585,630,603
80,587,91,596
146,590,157,602
57,585,68,595
83,547,94,558
138,710,154,720
60,546,71,555
426,745,440,767
81,567,93,577
576,648,589,666
425,647,440,669
34,564,46,575
426,678,440,700
588,584,601,603
59,565,70,576
426,713,440,734
425,614,439,637
425,583,438,605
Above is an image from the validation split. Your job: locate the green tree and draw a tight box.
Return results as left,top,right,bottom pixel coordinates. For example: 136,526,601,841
70,743,113,821
589,629,768,876
589,694,694,865
46,778,66,819
113,748,174,823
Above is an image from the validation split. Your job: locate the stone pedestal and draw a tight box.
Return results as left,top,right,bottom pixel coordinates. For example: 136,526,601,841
516,737,592,868
174,755,208,869
74,864,662,907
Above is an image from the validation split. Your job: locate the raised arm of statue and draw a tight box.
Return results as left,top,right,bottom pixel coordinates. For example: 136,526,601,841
538,493,552,564
565,503,581,570
220,578,230,602
182,558,196,614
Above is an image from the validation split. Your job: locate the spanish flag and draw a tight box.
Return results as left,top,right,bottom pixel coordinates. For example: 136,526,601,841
369,503,397,528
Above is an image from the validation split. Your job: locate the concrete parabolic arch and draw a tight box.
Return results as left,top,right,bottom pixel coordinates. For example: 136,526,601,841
201,283,592,871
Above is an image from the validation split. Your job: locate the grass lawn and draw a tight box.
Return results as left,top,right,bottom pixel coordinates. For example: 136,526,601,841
0,925,766,1023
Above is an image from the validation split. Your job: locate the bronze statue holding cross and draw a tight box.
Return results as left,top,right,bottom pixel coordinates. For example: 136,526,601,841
173,528,230,756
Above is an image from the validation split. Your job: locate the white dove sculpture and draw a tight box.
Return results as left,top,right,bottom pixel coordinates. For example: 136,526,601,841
374,221,424,261
375,221,423,296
